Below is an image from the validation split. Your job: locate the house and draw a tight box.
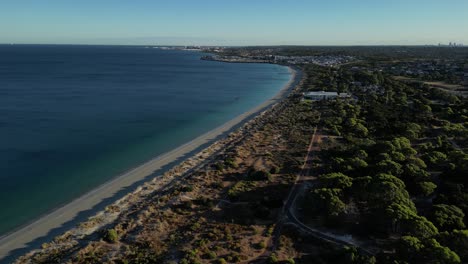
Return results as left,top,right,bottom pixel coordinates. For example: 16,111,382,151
304,91,338,101
303,91,356,101
338,93,352,99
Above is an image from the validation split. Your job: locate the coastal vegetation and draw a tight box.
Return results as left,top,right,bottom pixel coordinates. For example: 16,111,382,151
14,46,468,263
291,56,467,263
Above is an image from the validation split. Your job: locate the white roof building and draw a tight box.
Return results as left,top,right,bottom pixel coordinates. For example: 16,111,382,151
304,91,353,101
304,91,338,101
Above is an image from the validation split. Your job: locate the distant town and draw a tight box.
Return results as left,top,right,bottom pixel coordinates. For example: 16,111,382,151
201,54,355,67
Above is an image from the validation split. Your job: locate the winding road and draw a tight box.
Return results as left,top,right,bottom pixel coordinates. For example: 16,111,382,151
279,124,376,257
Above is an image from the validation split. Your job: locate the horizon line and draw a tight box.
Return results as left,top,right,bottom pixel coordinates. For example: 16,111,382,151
1,43,466,48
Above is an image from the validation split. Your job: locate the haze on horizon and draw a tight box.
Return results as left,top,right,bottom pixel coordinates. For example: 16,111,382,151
1,0,467,46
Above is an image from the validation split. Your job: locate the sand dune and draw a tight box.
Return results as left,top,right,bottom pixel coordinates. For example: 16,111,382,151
0,67,299,262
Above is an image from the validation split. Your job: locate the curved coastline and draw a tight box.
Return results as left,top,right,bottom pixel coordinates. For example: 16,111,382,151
0,65,301,262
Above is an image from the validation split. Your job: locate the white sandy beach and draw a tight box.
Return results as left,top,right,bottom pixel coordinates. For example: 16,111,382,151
0,66,299,261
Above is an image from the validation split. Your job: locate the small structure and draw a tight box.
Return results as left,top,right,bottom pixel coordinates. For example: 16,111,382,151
338,93,352,99
304,91,338,101
303,91,355,101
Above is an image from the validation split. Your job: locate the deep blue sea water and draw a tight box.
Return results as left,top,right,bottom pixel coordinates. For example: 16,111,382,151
0,45,291,236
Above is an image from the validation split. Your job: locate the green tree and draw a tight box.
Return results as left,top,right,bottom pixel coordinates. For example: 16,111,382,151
408,215,439,238
349,157,368,170
376,159,403,175
425,238,461,264
392,137,412,151
319,172,353,189
429,204,466,231
390,151,406,162
306,188,346,218
417,181,437,197
415,100,432,118
424,151,448,167
396,236,461,264
438,230,468,261
356,149,369,159
405,123,422,140
397,236,424,262
334,246,376,264
385,202,438,238
353,123,369,137
368,174,415,210
403,163,430,180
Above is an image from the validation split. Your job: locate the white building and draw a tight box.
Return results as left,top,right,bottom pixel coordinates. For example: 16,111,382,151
304,91,338,100
304,91,353,101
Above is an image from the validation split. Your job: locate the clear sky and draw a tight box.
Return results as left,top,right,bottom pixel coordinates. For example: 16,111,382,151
1,0,467,45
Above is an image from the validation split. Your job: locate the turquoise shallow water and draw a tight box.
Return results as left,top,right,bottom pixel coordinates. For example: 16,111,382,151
0,45,291,236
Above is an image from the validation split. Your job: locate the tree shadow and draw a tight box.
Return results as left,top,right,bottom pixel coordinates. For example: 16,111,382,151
211,183,290,226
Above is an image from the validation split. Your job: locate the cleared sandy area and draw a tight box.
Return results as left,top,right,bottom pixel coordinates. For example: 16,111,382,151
393,76,467,97
0,66,299,262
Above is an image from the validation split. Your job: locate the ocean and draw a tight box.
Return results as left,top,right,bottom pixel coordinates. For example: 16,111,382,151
0,45,291,236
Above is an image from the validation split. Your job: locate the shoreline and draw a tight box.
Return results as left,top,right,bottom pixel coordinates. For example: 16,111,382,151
0,65,301,262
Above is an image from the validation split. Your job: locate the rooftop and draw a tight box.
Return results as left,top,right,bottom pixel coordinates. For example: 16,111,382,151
304,91,338,96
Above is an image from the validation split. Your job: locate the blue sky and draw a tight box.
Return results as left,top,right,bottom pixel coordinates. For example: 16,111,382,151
1,0,467,45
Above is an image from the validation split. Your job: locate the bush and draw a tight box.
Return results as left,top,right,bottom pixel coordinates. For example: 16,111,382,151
207,251,217,259
258,240,267,249
214,162,225,171
270,166,281,174
180,185,194,192
104,229,118,243
268,253,279,263
191,222,201,231
266,225,275,236
249,170,272,181
232,254,242,262
225,158,238,168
